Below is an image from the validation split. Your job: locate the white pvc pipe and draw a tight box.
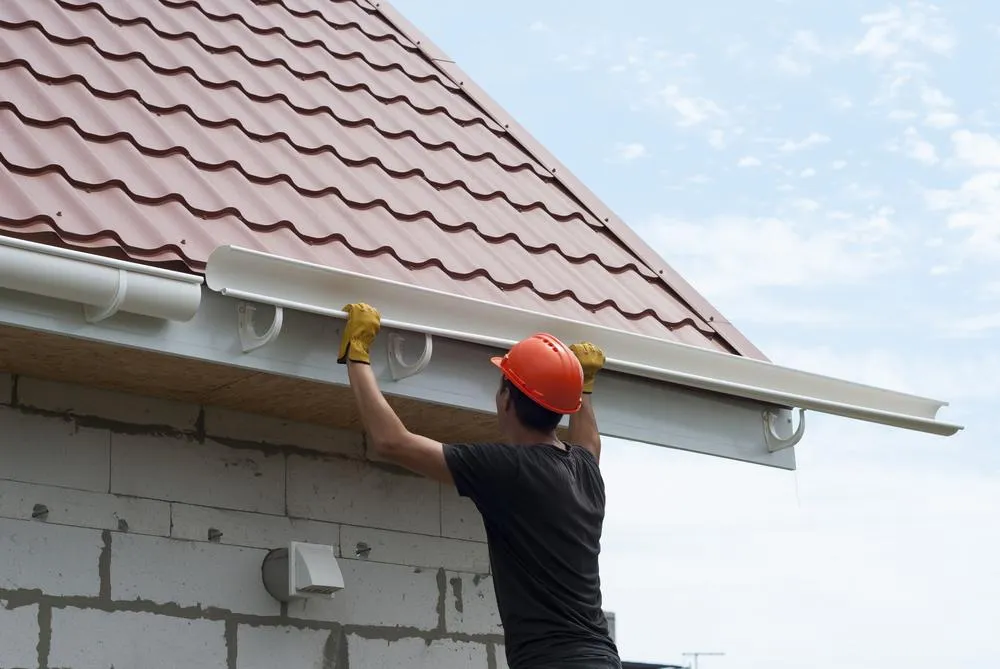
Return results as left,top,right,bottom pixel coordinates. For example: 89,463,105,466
0,236,203,322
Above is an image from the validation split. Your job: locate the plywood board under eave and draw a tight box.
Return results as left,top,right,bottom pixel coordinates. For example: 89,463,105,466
0,324,504,444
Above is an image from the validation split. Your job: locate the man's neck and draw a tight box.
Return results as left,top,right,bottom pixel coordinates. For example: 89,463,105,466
505,428,563,449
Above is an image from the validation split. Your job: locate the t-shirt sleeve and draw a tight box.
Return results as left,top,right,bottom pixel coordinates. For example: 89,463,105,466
443,443,521,513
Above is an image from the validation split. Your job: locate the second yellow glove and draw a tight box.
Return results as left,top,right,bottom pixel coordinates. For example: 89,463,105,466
570,341,605,394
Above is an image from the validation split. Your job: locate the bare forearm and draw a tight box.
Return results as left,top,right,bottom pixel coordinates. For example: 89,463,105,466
346,361,407,449
568,394,601,462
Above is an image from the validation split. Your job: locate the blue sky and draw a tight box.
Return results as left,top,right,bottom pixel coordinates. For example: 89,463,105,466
390,2,999,667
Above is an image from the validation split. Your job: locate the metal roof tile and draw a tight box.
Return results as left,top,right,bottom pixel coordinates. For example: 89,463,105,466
0,0,757,355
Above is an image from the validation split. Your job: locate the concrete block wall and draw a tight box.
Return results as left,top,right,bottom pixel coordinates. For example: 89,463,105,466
0,373,507,669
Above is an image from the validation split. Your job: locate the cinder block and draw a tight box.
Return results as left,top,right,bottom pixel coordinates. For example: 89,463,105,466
348,635,489,668
16,376,200,431
111,433,284,514
0,407,110,492
494,644,510,669
441,486,487,542
0,373,12,405
236,624,335,669
170,503,339,552
204,406,364,458
0,600,39,668
112,533,279,616
49,607,227,669
341,525,489,573
287,455,440,535
0,518,102,596
445,572,502,635
287,559,439,630
0,480,170,536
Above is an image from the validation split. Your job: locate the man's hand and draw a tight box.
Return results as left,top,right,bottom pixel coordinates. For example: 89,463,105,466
568,341,603,463
570,342,605,394
338,303,381,365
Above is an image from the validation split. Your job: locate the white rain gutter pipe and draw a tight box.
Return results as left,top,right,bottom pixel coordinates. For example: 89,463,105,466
205,246,963,437
0,235,203,322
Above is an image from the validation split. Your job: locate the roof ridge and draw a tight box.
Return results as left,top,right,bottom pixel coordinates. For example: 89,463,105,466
364,0,767,360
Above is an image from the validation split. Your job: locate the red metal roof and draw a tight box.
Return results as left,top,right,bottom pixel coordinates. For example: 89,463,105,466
0,0,765,358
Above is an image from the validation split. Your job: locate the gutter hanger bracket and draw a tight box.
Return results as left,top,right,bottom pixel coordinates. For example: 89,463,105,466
387,332,433,381
238,301,284,353
764,408,806,452
84,269,128,324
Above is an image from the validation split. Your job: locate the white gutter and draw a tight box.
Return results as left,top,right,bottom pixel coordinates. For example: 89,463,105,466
0,236,203,322
204,246,963,437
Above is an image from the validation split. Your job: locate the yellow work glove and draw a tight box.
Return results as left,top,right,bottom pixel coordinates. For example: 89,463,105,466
338,303,381,364
570,341,605,394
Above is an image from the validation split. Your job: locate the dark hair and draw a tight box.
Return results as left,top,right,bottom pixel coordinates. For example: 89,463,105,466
501,378,563,433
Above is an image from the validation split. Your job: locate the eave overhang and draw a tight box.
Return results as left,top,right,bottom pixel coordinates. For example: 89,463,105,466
0,237,963,472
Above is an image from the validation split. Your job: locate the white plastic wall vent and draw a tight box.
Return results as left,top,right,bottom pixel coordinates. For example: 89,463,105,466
261,541,345,602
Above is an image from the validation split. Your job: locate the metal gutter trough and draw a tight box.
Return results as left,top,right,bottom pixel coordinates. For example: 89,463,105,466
204,246,963,438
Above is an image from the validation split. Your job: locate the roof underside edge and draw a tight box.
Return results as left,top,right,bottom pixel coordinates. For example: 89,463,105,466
365,0,769,361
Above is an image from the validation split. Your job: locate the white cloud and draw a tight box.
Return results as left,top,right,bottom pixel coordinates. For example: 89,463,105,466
800,167,817,178
854,4,955,61
890,126,939,164
611,142,648,162
942,312,1000,338
831,94,854,110
925,173,1000,258
951,130,1000,167
779,132,831,152
738,156,762,167
528,20,548,32
638,209,904,300
925,110,960,128
657,85,725,126
789,197,821,212
775,29,843,75
831,159,848,170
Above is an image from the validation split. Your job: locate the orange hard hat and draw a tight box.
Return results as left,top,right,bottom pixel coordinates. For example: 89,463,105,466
490,333,584,414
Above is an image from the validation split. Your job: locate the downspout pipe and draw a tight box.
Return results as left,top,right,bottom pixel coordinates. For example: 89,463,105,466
0,236,202,322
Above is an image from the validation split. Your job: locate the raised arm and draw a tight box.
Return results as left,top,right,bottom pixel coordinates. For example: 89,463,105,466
339,303,453,484
567,342,605,463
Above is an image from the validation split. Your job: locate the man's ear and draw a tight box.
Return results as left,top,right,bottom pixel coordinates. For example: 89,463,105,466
497,385,512,412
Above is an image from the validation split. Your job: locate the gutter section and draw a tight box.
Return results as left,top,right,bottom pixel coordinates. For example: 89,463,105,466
0,236,202,322
205,246,963,437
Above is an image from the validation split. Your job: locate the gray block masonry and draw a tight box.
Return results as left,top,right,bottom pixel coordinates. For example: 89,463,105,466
0,373,506,669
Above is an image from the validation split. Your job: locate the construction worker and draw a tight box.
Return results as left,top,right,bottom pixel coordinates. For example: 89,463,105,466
339,302,621,669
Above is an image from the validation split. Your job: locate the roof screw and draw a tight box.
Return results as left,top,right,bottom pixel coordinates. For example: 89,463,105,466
32,504,49,521
208,528,223,542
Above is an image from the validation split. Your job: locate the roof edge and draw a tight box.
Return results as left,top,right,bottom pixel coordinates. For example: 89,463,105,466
365,0,769,361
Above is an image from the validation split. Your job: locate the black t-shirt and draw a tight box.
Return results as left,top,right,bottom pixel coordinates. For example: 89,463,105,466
443,441,621,669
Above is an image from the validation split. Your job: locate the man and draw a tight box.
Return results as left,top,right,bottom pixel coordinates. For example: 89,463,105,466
339,302,621,669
